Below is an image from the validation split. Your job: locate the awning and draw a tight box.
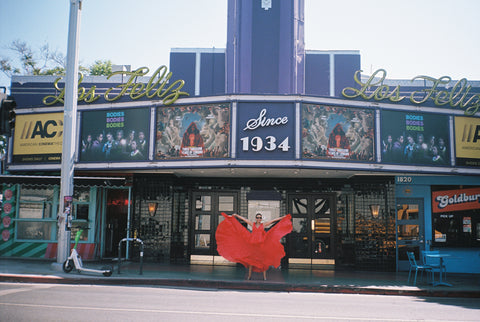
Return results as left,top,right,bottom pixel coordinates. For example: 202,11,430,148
0,175,127,187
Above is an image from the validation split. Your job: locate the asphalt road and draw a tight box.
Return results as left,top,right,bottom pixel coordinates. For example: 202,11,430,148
1,282,479,321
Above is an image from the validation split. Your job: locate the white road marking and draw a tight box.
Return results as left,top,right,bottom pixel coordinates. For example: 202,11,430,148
0,284,54,297
0,302,461,321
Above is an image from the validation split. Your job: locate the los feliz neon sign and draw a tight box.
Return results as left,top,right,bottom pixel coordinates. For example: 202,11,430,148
43,65,189,106
342,69,480,116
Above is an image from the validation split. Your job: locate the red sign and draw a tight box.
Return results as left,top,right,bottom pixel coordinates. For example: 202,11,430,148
432,187,480,213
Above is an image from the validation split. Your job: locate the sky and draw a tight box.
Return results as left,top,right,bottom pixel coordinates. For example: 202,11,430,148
1,0,479,92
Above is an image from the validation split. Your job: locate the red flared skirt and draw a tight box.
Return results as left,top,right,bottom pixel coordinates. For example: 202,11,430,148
215,213,292,272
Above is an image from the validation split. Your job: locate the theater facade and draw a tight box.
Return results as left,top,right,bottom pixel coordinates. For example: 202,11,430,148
1,0,479,273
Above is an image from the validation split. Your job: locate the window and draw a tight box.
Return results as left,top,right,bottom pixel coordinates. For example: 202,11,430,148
19,187,55,219
70,187,92,241
431,186,480,247
432,210,480,247
71,187,91,220
16,186,57,241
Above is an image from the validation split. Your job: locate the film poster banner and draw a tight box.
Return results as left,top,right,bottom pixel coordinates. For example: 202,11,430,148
432,187,480,213
79,108,150,162
302,104,375,161
155,104,230,159
454,116,480,167
381,110,449,165
13,112,63,163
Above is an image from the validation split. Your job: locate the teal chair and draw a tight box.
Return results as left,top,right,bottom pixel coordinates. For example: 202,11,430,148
407,251,433,285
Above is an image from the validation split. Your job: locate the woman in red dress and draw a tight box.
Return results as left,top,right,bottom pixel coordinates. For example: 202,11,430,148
215,212,292,280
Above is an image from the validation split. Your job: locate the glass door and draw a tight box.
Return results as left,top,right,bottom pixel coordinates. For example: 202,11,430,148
396,198,424,271
287,193,336,269
190,191,238,264
104,188,129,258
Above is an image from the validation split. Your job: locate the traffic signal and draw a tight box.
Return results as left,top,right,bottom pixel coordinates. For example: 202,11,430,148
0,94,16,135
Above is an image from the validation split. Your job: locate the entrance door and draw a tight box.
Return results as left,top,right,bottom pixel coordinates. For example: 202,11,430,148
396,198,425,271
287,193,336,269
190,191,239,264
104,189,129,258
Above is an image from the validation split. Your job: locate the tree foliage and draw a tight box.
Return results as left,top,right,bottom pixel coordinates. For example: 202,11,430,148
89,60,113,76
0,40,113,78
0,135,7,161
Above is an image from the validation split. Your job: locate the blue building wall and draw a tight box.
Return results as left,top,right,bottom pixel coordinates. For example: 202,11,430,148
305,53,330,96
200,53,225,96
303,51,361,97
169,52,196,96
396,176,480,273
334,54,361,97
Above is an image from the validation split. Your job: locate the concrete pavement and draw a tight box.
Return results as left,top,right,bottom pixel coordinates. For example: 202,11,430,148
1,258,479,298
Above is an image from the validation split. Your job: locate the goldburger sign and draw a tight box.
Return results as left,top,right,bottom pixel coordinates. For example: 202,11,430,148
342,69,480,116
43,66,189,106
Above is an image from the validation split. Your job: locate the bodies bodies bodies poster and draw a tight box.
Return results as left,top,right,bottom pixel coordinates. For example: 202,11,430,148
302,104,375,161
79,108,150,162
381,110,450,166
155,104,230,159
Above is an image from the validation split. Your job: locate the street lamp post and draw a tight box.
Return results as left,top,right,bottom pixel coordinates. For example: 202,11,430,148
55,0,82,267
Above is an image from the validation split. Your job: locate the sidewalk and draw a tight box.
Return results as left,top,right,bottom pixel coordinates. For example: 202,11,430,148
1,258,479,298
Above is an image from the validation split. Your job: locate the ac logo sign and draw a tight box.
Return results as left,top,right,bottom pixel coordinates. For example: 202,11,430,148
20,119,63,139
13,113,63,162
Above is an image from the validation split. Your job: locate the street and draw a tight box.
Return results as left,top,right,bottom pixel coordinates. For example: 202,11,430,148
0,282,479,321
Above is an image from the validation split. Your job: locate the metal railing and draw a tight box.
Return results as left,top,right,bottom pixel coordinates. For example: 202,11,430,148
117,237,144,275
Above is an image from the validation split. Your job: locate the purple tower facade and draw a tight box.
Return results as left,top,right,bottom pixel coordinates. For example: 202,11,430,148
226,0,305,94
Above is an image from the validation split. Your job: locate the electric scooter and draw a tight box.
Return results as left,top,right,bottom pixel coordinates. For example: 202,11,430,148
63,228,113,277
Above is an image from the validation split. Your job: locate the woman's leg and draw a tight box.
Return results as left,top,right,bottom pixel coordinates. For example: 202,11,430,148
263,270,267,281
247,266,252,280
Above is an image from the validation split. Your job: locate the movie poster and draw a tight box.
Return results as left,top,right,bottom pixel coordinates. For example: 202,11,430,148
79,108,150,162
155,104,230,159
381,111,450,166
302,104,375,161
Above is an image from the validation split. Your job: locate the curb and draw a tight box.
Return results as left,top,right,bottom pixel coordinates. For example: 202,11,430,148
1,274,480,298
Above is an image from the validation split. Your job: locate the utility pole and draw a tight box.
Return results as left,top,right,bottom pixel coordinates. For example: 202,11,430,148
55,0,82,267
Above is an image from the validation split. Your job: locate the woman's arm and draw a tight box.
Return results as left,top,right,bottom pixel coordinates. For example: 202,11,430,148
263,215,286,228
233,213,253,226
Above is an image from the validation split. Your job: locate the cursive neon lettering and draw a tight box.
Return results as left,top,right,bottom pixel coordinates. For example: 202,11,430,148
410,75,451,104
43,77,66,105
145,66,168,99
342,69,405,103
43,65,189,106
161,79,188,105
104,67,149,101
342,69,480,116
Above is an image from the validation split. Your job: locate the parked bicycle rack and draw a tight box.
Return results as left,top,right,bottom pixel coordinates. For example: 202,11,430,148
117,237,144,275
